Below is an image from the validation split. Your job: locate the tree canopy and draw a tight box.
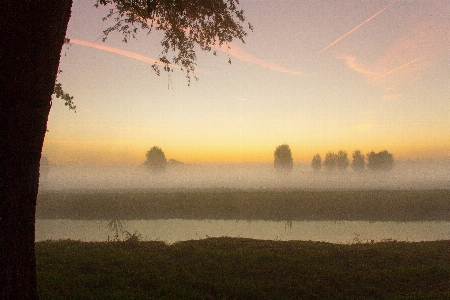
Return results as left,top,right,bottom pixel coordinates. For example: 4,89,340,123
95,0,252,83
145,146,167,172
351,150,365,172
274,144,294,173
323,152,337,171
367,150,394,172
322,151,349,171
336,150,349,171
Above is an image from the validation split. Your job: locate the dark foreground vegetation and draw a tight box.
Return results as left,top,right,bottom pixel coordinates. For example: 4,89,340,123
37,189,450,221
37,238,450,299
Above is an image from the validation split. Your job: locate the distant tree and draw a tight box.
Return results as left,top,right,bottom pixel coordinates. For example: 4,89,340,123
311,154,322,172
145,146,167,173
367,150,394,171
336,150,349,171
351,150,365,172
323,152,337,171
274,144,293,173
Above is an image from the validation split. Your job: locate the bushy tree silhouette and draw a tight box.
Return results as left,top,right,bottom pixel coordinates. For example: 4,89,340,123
311,154,322,171
336,150,349,171
352,150,365,172
367,150,394,171
274,144,293,173
145,146,167,173
323,152,337,171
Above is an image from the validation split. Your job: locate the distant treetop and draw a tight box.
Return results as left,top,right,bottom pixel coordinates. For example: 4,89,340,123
145,146,167,173
351,150,365,172
367,150,394,172
323,152,337,171
274,144,293,173
336,150,349,171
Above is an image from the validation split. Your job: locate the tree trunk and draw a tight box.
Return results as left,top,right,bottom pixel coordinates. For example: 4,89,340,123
0,1,72,298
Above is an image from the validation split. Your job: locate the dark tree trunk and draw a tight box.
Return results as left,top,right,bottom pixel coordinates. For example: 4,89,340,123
0,1,72,298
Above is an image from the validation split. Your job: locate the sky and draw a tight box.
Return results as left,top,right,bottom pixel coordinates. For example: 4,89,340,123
43,0,450,166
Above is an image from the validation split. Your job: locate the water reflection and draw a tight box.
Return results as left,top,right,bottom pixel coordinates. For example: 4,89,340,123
36,219,450,244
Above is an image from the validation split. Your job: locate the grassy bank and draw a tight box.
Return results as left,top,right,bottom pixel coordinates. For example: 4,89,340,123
37,238,450,299
37,189,450,221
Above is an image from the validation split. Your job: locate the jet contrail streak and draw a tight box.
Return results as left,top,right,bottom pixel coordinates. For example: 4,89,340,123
216,43,305,76
70,38,214,75
373,56,425,80
318,0,399,54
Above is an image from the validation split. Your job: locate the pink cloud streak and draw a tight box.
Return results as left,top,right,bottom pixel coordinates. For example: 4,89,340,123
70,38,173,67
337,20,447,91
338,55,377,78
219,43,305,76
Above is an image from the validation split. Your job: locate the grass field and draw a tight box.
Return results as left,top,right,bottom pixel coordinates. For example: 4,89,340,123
36,238,450,299
37,189,450,221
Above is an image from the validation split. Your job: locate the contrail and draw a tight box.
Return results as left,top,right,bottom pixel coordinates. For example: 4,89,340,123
70,38,302,76
318,0,399,54
69,38,210,75
217,43,305,76
70,38,171,67
373,56,425,80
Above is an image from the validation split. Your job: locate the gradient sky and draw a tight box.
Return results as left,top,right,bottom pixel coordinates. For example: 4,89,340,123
43,0,450,166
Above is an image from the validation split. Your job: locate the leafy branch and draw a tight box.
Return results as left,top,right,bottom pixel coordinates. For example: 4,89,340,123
95,0,252,85
53,38,76,112
53,82,76,112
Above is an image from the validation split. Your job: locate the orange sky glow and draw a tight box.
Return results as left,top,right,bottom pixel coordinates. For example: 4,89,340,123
43,1,450,166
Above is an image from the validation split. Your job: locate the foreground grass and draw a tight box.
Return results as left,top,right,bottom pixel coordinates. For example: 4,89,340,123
37,238,450,299
37,189,450,221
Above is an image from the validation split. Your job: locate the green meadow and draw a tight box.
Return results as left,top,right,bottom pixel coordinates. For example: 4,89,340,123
37,238,450,299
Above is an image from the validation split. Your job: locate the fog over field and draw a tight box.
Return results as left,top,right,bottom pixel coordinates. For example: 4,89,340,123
39,161,450,191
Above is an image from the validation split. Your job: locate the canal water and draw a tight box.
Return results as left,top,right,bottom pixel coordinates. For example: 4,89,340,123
36,219,450,244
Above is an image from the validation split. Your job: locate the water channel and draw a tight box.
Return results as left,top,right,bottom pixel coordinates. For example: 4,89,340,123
36,219,450,244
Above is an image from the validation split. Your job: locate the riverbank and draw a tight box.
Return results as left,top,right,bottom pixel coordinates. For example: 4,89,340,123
37,238,450,299
37,189,450,221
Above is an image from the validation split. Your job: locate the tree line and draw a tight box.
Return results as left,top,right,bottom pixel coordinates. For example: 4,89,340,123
274,145,393,173
146,145,394,174
311,150,394,172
